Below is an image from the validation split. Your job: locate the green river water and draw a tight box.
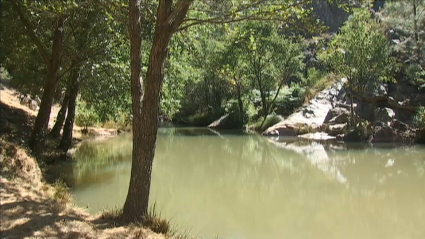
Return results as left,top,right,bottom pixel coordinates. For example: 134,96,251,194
60,128,425,239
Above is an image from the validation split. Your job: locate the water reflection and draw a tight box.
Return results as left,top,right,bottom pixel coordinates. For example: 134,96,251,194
63,128,425,239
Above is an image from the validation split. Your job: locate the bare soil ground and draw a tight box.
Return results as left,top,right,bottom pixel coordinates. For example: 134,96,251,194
0,82,166,239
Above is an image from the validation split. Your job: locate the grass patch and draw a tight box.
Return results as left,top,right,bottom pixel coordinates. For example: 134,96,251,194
52,180,72,204
99,203,179,236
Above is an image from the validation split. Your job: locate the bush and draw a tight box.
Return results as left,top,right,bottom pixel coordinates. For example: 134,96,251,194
75,103,98,132
251,114,281,132
406,64,425,86
224,99,248,129
414,106,425,129
274,86,305,117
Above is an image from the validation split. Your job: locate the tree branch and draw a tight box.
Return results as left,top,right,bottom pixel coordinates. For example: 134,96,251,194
168,0,193,33
177,0,311,32
8,0,49,64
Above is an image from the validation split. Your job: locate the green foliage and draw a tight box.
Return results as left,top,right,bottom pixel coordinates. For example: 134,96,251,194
222,21,305,120
224,99,248,129
75,102,98,132
303,67,326,88
273,86,305,117
322,8,398,94
251,115,282,132
414,106,425,129
405,64,425,86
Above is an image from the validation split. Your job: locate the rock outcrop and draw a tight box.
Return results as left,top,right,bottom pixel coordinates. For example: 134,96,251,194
263,79,347,137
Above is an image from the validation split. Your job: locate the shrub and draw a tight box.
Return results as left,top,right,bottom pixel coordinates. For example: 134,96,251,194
75,103,98,132
414,106,425,129
251,114,281,132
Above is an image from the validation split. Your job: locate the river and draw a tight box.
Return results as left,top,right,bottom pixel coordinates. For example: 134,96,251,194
60,128,425,239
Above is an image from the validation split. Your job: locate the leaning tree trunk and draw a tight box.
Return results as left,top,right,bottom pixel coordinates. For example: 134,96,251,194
29,17,65,152
122,0,191,222
59,68,80,152
49,90,70,138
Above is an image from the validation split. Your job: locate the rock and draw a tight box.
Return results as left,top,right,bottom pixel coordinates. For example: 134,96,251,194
363,81,387,103
263,123,298,136
330,113,350,125
312,0,349,33
28,100,38,111
35,96,41,105
20,95,30,106
323,107,350,124
370,122,397,143
374,107,395,125
208,114,244,130
326,123,347,136
334,103,351,110
391,119,409,131
298,132,335,140
356,102,375,121
208,114,230,129
343,129,364,142
264,78,347,136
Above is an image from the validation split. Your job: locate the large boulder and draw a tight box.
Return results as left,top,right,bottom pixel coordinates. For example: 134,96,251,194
363,81,387,103
370,122,397,143
262,123,298,136
356,102,375,121
374,107,395,125
326,123,347,136
343,129,365,142
323,107,350,124
264,78,346,136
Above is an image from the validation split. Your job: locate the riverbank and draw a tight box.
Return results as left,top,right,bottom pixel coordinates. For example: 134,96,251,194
0,86,168,238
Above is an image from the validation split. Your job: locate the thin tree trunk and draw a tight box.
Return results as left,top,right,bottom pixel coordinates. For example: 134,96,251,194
29,16,65,152
59,68,80,152
122,0,191,222
413,0,419,61
235,79,244,115
50,90,70,138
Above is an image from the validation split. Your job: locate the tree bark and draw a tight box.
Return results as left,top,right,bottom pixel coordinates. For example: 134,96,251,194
28,16,65,152
122,0,192,222
235,79,244,115
122,0,146,221
50,90,70,138
59,68,80,152
413,0,419,61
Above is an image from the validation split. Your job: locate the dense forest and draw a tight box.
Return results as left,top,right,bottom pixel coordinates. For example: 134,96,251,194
1,0,425,228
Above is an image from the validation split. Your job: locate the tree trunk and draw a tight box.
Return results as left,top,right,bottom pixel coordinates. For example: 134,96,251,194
28,16,65,152
122,0,146,221
59,68,80,152
122,0,191,222
413,0,419,61
49,90,70,138
235,80,244,115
